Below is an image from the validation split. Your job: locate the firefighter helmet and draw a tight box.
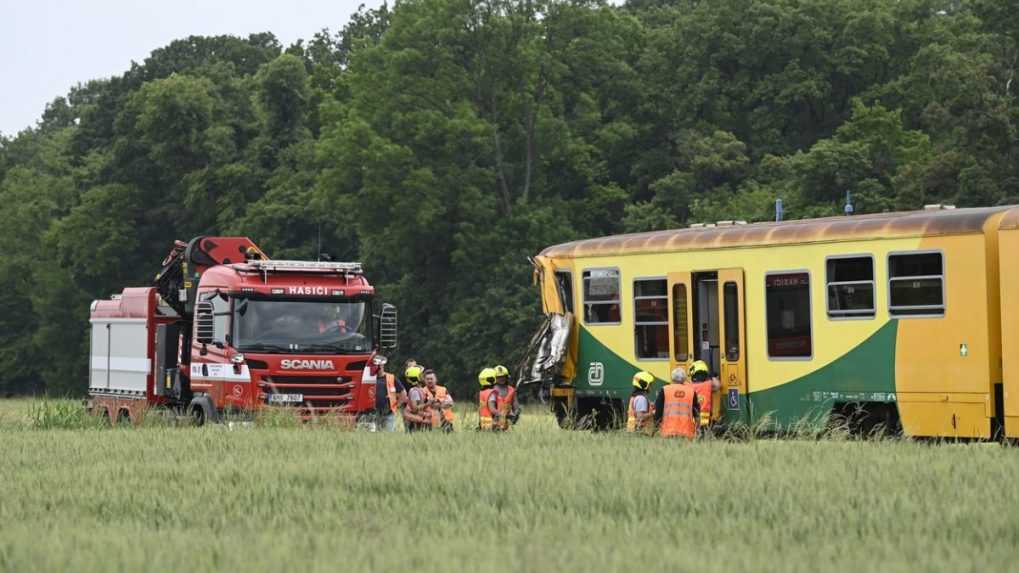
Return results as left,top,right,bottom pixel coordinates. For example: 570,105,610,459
690,360,710,382
691,360,710,375
632,371,654,391
405,366,424,385
478,367,496,387
493,365,510,379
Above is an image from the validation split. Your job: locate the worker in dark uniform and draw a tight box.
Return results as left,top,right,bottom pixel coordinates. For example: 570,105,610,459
373,357,406,432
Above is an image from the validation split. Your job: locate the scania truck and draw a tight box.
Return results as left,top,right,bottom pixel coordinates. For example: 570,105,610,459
87,236,397,425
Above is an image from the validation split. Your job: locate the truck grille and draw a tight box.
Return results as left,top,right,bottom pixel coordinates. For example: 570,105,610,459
259,375,356,409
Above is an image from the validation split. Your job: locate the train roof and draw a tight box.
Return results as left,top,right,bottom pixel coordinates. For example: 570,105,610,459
539,205,1019,259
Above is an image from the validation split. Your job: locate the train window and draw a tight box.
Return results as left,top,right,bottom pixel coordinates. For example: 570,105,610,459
826,256,875,318
672,284,690,361
889,252,945,316
634,279,668,360
765,272,812,359
582,268,621,324
723,282,740,361
555,270,574,314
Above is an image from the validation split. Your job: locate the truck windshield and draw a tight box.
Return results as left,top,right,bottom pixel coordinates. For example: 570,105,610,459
232,298,371,354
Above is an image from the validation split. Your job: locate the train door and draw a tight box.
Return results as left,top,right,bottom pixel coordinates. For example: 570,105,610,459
668,269,749,426
717,269,749,424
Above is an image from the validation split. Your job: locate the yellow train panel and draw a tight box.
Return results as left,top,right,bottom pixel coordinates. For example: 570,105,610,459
997,227,1019,437
897,396,990,438
895,234,995,396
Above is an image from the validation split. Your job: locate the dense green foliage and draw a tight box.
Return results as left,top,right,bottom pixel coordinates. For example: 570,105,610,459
2,0,1018,396
0,400,1016,572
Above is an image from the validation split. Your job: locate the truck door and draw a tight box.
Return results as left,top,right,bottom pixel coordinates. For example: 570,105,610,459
667,272,694,382
717,268,749,424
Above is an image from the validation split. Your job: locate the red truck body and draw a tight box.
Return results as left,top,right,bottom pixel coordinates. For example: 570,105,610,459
87,236,393,424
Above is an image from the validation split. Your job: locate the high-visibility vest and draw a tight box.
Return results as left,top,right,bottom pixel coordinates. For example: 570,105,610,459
691,381,713,427
493,386,516,431
403,387,430,425
626,393,652,433
385,373,398,414
426,386,455,428
659,384,697,438
479,388,494,430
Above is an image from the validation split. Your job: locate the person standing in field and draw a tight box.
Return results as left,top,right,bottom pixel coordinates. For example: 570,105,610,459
402,366,431,432
397,359,419,431
477,367,496,431
689,360,721,431
423,369,455,432
487,365,519,431
654,367,698,439
374,358,406,432
626,371,655,434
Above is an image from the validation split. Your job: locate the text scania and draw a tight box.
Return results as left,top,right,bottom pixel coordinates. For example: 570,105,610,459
288,286,327,295
280,359,335,370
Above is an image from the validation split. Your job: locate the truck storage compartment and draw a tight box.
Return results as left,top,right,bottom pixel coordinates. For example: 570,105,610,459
89,288,156,397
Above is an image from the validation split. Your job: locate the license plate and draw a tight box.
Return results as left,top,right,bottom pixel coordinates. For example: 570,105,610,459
268,393,304,404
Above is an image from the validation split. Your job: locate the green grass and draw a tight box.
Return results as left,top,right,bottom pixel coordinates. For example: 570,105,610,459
0,399,1016,572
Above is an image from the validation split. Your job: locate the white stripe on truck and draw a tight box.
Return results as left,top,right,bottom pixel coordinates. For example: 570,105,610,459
90,356,151,374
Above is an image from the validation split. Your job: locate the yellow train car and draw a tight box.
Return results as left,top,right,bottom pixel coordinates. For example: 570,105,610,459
531,205,1019,439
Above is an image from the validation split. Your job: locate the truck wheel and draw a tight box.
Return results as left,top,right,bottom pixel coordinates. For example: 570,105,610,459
188,397,218,427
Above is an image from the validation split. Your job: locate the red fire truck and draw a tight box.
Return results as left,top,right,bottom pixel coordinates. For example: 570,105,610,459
87,236,398,425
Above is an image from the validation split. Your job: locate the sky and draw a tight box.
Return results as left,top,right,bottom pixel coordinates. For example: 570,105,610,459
0,0,383,136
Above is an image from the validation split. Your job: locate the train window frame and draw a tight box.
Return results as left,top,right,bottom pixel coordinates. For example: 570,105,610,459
825,254,876,320
887,250,946,318
764,269,814,361
554,269,575,314
581,267,622,325
723,281,740,361
633,276,669,361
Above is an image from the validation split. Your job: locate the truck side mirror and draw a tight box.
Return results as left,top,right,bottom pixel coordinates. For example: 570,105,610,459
379,303,398,350
195,301,215,344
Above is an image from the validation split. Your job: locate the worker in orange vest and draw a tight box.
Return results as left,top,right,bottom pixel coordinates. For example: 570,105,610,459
626,371,655,434
423,369,455,432
477,367,496,431
487,365,519,431
690,360,721,431
402,366,432,432
653,367,698,439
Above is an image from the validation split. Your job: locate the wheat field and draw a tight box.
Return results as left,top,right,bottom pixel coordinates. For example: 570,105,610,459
0,399,1016,572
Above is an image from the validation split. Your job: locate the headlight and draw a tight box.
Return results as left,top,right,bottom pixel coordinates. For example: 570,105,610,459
231,354,245,364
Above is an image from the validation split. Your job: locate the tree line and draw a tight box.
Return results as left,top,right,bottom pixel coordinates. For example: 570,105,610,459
1,0,1016,396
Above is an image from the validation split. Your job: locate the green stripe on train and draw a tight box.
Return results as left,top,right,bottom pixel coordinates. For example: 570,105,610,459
572,320,898,429
572,326,666,395
747,320,898,427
